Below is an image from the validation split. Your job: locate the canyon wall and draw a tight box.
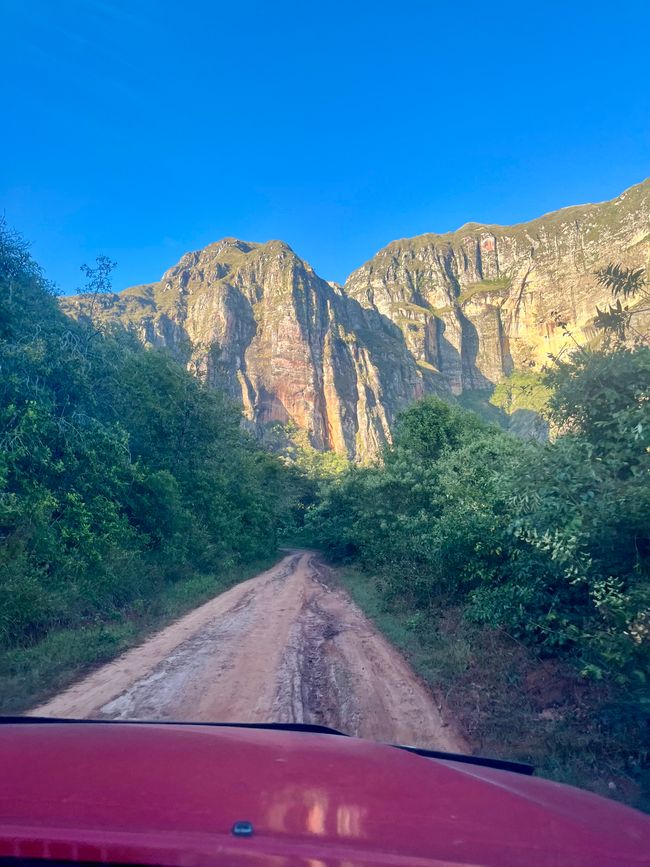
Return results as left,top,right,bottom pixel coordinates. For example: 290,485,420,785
63,180,649,458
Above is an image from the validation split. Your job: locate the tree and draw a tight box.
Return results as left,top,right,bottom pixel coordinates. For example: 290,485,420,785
80,255,117,296
78,255,118,331
0,222,293,650
594,263,649,343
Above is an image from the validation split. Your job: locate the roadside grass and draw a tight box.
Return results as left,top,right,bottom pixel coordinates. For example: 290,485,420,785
0,554,281,715
336,565,649,813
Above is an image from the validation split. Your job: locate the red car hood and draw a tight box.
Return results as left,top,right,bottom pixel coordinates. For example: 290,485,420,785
0,722,648,866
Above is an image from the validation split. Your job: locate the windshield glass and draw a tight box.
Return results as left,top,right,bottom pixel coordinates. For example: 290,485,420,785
1,0,648,819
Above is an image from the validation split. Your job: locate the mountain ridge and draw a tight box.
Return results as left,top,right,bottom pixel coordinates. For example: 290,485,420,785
372,178,650,253
62,179,650,459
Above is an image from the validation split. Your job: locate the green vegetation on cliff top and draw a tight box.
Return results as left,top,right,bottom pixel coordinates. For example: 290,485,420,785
372,178,650,258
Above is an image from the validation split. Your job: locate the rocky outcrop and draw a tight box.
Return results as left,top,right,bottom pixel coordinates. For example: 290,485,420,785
345,179,650,395
62,180,649,459
64,239,422,461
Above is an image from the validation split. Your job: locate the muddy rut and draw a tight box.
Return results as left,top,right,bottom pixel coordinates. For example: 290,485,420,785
30,552,464,751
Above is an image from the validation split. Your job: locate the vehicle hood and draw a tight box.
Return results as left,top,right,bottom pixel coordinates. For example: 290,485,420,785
0,722,648,866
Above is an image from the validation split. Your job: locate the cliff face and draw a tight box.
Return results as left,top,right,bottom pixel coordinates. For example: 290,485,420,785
63,180,649,459
345,180,650,395
64,239,422,461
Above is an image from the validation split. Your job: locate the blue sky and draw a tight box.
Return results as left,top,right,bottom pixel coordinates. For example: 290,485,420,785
2,0,649,293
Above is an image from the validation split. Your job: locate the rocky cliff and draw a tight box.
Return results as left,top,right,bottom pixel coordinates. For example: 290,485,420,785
63,179,650,459
345,179,650,396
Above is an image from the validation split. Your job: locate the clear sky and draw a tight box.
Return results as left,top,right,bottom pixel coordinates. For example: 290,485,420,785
2,0,649,293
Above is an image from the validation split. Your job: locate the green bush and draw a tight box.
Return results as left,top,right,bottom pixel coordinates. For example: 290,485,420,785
0,220,294,652
311,352,649,692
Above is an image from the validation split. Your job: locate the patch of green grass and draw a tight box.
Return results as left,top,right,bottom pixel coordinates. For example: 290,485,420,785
0,554,281,715
430,305,453,316
375,179,649,260
388,300,432,316
490,370,551,415
459,277,511,304
336,568,470,685
122,284,156,302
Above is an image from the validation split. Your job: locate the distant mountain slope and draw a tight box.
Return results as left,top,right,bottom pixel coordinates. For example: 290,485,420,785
62,180,650,458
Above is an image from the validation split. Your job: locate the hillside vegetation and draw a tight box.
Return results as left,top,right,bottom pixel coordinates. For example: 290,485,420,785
0,222,295,709
309,348,649,807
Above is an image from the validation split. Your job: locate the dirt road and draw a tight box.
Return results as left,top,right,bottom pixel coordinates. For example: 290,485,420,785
30,552,464,751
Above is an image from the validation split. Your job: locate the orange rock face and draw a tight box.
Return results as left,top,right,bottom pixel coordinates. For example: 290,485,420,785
62,181,650,459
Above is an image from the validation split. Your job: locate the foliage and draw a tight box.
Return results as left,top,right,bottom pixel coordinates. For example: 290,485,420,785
79,255,118,296
0,554,278,713
544,346,649,443
259,420,349,541
594,263,649,343
264,420,349,480
597,263,646,300
0,222,292,654
490,369,551,416
338,566,647,810
309,352,649,769
309,398,522,602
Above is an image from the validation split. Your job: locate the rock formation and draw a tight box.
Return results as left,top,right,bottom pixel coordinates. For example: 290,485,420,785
62,179,650,459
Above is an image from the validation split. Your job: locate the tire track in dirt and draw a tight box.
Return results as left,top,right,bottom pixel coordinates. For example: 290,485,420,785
29,552,465,752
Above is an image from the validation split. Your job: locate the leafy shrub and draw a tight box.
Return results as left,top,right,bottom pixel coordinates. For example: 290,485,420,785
311,351,649,692
0,221,293,651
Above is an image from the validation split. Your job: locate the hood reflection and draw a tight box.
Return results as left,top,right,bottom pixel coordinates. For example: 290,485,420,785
263,785,367,841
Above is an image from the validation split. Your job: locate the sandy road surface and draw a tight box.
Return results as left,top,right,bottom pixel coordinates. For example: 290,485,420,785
30,552,464,751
